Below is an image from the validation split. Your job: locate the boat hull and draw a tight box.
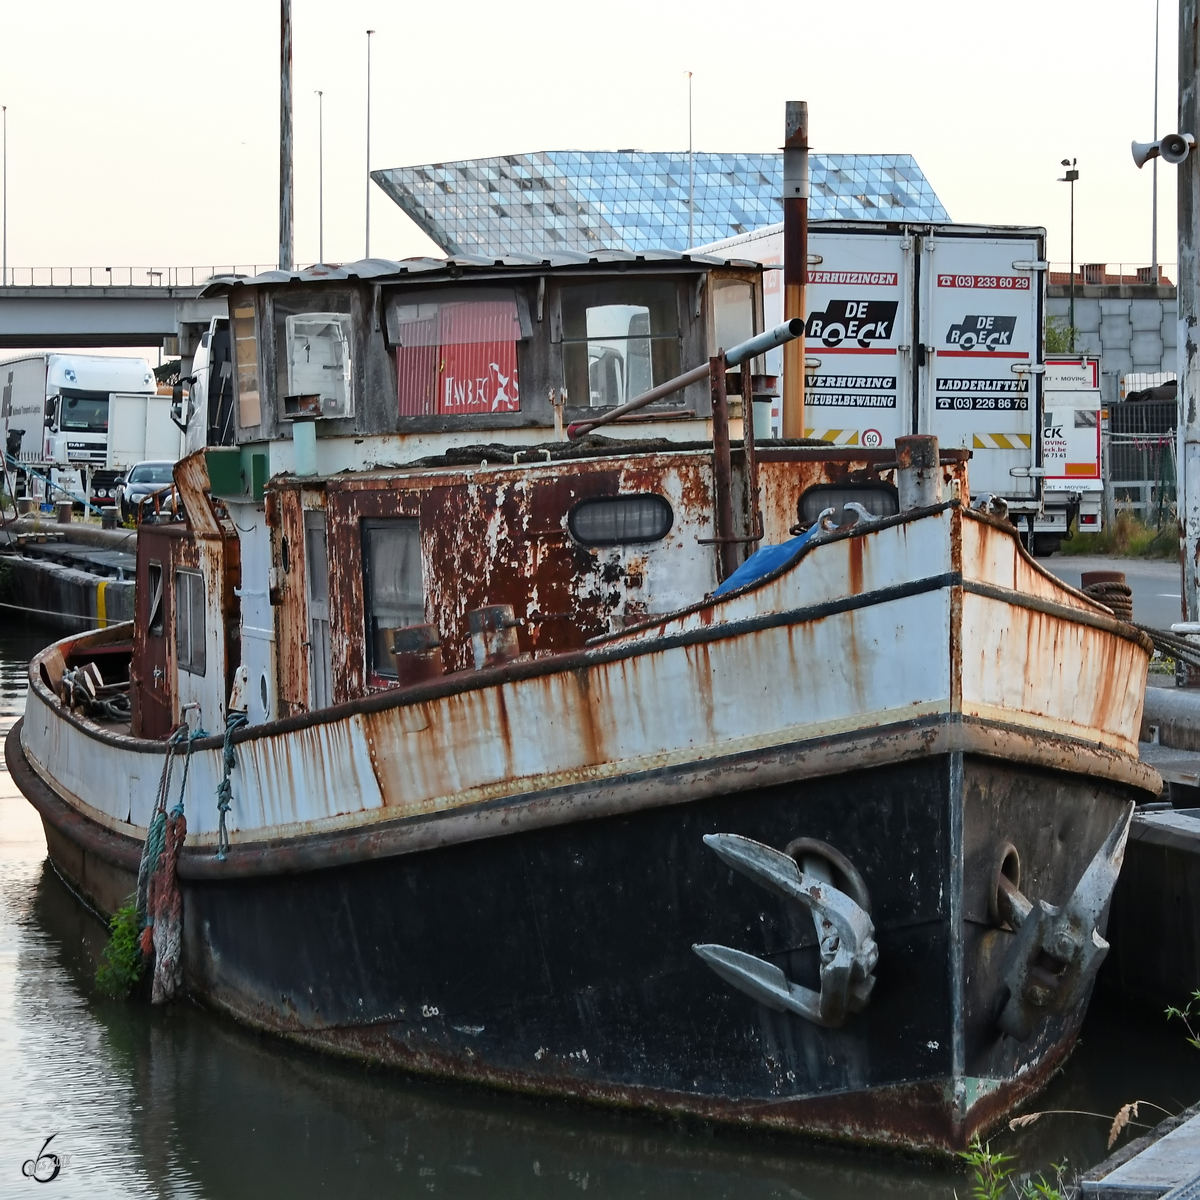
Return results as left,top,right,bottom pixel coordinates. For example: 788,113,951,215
10,718,1136,1153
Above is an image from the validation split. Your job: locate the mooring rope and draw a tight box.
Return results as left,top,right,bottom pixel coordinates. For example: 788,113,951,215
137,720,208,1003
216,707,248,860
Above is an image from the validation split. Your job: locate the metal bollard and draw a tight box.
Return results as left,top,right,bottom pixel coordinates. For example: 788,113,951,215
895,435,943,510
388,624,444,687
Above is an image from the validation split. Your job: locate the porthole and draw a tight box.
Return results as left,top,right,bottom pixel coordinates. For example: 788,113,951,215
798,484,898,528
568,494,674,546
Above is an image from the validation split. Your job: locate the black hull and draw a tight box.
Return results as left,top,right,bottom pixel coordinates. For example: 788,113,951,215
11,711,1138,1155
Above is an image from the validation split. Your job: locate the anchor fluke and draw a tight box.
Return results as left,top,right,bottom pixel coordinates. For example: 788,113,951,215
695,833,878,1029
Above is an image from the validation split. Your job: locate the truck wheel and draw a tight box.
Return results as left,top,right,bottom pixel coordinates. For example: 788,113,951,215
1031,534,1062,557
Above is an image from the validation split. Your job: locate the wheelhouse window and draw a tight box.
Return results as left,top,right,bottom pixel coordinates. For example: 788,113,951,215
560,281,680,408
274,292,355,420
389,289,522,416
174,569,206,675
568,495,674,545
362,519,424,679
712,279,756,356
232,301,261,428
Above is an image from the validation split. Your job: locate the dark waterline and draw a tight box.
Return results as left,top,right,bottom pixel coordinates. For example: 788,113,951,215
0,622,1197,1197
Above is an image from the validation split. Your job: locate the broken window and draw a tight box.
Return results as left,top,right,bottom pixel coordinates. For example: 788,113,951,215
174,569,206,676
390,290,523,416
362,519,424,679
147,561,164,636
273,292,355,420
560,280,680,408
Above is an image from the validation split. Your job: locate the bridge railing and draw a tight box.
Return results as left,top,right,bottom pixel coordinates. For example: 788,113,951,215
0,266,277,288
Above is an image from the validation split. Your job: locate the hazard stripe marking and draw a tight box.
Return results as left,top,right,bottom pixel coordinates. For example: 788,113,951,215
805,429,861,445
972,433,1032,450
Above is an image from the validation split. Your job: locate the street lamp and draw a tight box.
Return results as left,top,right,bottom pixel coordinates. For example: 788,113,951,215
1058,157,1079,351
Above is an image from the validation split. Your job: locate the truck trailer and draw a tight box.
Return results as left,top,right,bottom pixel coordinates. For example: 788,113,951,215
0,353,160,507
697,221,1068,549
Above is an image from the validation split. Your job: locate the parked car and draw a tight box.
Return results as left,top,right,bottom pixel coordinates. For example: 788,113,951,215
115,460,175,522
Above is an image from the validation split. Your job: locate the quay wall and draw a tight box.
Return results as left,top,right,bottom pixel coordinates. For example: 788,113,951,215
0,553,134,632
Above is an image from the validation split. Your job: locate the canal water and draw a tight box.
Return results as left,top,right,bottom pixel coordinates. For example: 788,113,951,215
1,624,1197,1198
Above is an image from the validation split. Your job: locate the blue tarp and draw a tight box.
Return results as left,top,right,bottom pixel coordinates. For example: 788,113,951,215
711,526,819,597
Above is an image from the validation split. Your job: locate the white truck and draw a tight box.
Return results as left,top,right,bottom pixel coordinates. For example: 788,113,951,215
0,353,168,508
1040,355,1103,551
699,221,1070,551
179,315,235,455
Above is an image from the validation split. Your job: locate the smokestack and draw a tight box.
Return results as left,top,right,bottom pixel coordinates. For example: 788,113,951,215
279,0,294,273
782,101,808,440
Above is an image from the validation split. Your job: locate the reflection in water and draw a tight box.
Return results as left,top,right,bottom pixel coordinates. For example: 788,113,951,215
1,626,1198,1198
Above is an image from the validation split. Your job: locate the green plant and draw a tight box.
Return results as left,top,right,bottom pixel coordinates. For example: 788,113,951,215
960,1138,1015,1200
1046,316,1081,354
95,902,143,998
1018,1165,1070,1199
1166,989,1200,1049
1059,508,1178,559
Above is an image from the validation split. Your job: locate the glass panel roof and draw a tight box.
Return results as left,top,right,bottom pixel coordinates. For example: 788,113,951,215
373,150,949,257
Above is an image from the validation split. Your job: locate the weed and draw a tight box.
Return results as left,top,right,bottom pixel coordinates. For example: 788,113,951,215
1059,508,1178,559
960,1138,1015,1200
95,902,143,998
1166,989,1200,1050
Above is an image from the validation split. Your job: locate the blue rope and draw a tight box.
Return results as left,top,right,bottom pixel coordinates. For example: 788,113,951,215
216,709,248,860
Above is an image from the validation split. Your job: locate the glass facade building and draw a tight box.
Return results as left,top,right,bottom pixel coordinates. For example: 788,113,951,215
372,150,949,259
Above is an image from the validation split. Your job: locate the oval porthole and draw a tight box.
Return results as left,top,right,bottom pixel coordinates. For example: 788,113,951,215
798,484,898,528
568,494,674,546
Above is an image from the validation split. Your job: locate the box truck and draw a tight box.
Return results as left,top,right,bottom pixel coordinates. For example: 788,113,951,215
698,221,1068,550
1039,355,1103,552
0,352,160,507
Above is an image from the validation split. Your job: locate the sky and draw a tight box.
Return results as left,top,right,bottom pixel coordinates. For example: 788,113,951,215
0,0,1179,282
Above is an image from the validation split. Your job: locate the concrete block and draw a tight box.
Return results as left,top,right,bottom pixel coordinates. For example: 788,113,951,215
1130,329,1165,371
1163,316,1178,349
1071,298,1102,334
1075,330,1103,356
1099,298,1132,317
1131,298,1166,331
1105,350,1134,380
1100,316,1132,349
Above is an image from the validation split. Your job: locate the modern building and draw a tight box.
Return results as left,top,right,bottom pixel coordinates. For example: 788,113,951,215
372,150,949,259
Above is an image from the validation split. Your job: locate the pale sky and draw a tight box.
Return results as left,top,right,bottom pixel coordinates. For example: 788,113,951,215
0,0,1179,278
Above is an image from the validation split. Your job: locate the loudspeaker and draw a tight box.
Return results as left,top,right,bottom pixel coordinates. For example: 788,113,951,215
1131,139,1160,169
1160,132,1196,164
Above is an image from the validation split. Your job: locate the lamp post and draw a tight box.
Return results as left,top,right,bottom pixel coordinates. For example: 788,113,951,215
1153,0,1161,272
686,71,693,249
365,29,375,260
1058,157,1078,350
315,89,324,265
2,104,7,288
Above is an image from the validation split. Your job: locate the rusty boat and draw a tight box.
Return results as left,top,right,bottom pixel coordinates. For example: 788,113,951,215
7,244,1158,1155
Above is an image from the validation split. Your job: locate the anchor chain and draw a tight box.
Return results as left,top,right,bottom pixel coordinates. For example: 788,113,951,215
693,833,878,1029
996,802,1135,1041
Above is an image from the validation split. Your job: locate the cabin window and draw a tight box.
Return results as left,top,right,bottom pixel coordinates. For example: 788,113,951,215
273,292,355,420
174,569,207,676
362,519,424,679
390,290,523,416
712,279,756,356
147,561,164,636
560,281,680,408
568,495,674,546
798,485,898,528
232,301,261,428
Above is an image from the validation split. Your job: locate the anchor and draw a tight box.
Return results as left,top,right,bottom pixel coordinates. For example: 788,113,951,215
995,802,1135,1041
693,833,878,1029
